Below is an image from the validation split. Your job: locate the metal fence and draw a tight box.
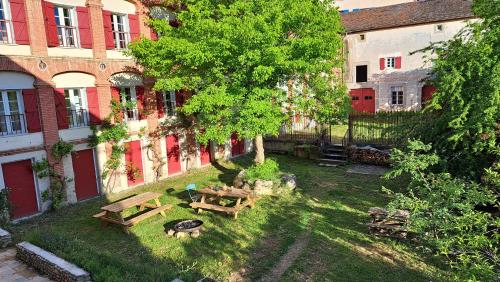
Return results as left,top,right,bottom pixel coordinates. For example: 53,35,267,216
347,111,430,147
267,118,346,145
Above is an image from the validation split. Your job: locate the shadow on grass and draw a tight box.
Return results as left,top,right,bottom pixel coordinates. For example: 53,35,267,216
9,154,448,282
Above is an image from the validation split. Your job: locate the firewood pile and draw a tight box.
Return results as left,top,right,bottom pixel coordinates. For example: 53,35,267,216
368,207,409,239
348,145,391,166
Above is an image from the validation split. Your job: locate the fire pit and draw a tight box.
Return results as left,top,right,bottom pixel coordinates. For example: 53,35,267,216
167,219,204,238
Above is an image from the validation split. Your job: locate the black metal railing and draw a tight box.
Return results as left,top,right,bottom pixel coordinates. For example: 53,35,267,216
123,108,139,122
0,114,27,136
57,26,77,47
347,111,430,147
68,109,89,128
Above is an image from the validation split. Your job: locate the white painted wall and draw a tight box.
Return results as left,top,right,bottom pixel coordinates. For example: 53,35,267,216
0,45,31,56
48,48,93,58
48,0,86,7
0,72,35,89
345,20,469,110
52,72,96,88
335,0,413,11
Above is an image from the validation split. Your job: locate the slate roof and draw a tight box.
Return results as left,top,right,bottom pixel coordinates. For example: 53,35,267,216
341,0,475,34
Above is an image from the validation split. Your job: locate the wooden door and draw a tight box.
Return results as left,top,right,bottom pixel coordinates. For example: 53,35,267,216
422,85,436,104
200,142,211,166
349,89,363,112
231,133,244,156
166,134,181,175
125,140,144,186
350,88,375,113
72,149,99,201
2,160,38,218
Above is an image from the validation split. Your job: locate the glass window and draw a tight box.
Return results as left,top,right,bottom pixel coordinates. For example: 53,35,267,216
0,0,13,44
111,14,129,49
54,6,78,47
0,90,25,135
163,91,176,116
120,87,138,121
65,88,88,128
391,86,404,105
386,57,396,69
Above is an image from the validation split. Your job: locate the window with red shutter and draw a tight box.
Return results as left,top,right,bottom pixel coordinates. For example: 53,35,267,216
102,10,115,50
135,86,145,120
22,89,41,133
9,0,29,45
379,58,385,70
42,1,59,47
86,87,101,125
395,56,402,69
76,7,92,49
175,90,185,107
156,91,165,118
54,88,69,129
128,14,140,42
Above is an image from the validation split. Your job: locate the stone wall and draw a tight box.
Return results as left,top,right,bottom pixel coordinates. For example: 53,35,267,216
16,242,91,282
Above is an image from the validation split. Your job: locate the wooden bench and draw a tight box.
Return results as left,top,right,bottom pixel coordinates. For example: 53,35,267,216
94,192,171,233
190,187,257,219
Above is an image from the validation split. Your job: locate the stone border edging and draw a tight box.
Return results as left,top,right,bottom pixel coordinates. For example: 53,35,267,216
16,241,91,282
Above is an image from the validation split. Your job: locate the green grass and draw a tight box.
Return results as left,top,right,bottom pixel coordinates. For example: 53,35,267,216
9,154,450,282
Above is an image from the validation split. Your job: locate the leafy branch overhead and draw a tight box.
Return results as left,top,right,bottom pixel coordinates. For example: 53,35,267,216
129,0,348,149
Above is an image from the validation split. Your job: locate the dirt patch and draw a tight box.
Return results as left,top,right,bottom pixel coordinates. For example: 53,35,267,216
258,230,312,282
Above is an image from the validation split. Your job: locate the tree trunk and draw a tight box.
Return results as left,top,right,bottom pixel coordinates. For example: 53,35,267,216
254,135,265,165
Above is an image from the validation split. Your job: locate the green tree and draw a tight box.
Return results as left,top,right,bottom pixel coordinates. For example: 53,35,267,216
420,0,499,181
129,0,347,164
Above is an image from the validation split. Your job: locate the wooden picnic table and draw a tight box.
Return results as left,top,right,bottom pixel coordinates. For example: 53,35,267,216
190,187,257,219
93,192,172,233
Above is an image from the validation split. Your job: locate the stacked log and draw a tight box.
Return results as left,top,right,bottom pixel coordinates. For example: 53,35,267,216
368,207,409,239
348,145,391,166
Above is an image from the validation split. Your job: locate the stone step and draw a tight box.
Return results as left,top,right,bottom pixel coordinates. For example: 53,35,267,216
317,158,347,165
322,153,346,159
318,163,339,167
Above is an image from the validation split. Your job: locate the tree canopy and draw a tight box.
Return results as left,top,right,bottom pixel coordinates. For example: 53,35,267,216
129,0,347,163
420,0,499,181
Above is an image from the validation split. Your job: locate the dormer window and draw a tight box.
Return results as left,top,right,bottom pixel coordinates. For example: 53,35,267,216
54,6,78,47
110,13,130,49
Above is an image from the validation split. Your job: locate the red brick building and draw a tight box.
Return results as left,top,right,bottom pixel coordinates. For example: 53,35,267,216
0,0,249,220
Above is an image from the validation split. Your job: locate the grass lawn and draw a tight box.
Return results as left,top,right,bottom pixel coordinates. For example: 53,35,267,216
9,154,450,282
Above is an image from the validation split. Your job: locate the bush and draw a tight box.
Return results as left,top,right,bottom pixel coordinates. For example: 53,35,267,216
383,140,499,281
245,158,280,182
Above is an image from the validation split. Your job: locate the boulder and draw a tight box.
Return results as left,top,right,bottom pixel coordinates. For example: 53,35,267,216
233,170,246,189
281,174,297,190
254,180,274,196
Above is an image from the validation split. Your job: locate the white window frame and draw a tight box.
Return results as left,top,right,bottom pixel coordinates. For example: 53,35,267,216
65,88,89,128
390,86,404,106
162,91,176,117
111,13,130,49
0,0,14,44
0,89,26,135
385,57,396,69
54,5,80,48
120,87,138,121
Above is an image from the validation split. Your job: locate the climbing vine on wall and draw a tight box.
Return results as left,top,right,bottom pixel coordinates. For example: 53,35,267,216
33,139,74,210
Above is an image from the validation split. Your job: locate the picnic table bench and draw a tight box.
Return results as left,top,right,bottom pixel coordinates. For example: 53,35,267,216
93,192,172,233
190,187,257,219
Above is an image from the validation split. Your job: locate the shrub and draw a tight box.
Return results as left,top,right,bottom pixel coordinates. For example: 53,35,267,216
383,140,499,281
245,158,280,182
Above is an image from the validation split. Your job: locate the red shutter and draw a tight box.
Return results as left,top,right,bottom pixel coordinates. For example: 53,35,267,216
379,58,385,70
22,89,41,133
156,92,165,118
395,56,402,69
102,10,115,49
54,88,69,129
135,86,145,120
111,86,121,102
175,90,185,107
128,14,140,42
86,87,101,125
150,29,158,41
9,0,29,45
42,1,59,47
76,7,92,49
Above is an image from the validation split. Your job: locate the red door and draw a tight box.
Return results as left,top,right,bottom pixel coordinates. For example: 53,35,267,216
72,149,99,201
422,85,436,104
200,143,211,166
231,133,245,156
125,140,144,186
2,160,38,219
350,88,375,113
166,134,181,175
